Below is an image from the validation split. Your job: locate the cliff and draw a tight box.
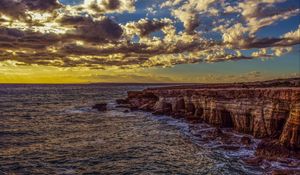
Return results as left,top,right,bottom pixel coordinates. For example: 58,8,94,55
122,78,300,155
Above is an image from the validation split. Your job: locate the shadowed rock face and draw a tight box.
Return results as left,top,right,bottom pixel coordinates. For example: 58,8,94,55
92,103,107,111
125,78,300,152
280,102,300,149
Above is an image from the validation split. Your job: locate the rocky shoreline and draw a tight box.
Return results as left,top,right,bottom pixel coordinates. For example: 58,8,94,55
118,78,300,162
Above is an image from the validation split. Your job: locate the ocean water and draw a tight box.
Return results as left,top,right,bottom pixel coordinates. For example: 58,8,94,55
0,84,288,175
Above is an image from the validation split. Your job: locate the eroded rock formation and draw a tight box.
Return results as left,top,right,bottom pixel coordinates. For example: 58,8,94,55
123,79,300,153
92,103,107,111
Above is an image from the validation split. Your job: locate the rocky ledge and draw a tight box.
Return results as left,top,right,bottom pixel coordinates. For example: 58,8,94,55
121,78,300,159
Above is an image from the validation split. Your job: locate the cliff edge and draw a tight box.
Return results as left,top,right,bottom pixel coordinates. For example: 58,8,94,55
122,78,300,158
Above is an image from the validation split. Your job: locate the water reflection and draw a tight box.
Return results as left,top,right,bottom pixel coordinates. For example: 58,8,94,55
0,84,266,174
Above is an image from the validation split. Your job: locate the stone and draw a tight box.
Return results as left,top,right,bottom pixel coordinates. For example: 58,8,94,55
212,127,223,137
116,104,130,108
92,103,107,111
271,169,300,175
116,99,128,104
242,157,263,166
185,114,201,123
124,78,300,155
241,136,252,145
279,103,300,150
255,139,300,160
22,115,32,120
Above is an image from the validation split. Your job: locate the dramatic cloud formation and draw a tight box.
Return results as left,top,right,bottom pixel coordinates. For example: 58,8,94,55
0,0,61,21
60,15,123,43
0,0,299,83
82,0,135,14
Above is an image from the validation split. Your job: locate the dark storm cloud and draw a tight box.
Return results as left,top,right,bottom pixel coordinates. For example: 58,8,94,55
135,19,171,37
23,0,62,11
246,38,285,49
208,55,254,63
60,16,123,43
230,37,300,49
61,43,149,56
0,0,62,20
0,0,27,20
0,49,148,68
82,0,135,14
60,34,216,57
0,27,61,49
102,0,121,10
0,49,65,65
185,13,199,34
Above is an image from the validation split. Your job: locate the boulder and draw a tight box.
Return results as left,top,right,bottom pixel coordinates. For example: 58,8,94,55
271,169,300,175
212,127,223,137
241,136,252,145
242,156,263,166
116,99,128,104
92,103,107,111
255,139,300,160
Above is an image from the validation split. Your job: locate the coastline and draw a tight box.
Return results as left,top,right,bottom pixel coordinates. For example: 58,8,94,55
119,78,300,162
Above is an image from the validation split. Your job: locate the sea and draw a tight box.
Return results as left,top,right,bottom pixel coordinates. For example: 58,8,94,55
0,84,297,175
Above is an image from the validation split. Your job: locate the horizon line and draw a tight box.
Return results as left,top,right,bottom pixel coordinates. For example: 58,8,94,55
0,77,299,85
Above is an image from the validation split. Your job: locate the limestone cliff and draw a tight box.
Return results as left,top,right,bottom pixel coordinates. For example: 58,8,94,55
123,78,300,151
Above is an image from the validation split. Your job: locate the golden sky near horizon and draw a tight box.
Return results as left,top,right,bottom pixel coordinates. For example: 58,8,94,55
0,0,299,83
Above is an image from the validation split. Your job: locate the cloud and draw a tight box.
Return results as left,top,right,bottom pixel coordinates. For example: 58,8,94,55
82,0,135,14
280,25,300,45
284,25,300,39
0,27,61,49
0,0,61,21
134,18,172,37
165,0,217,34
161,0,184,8
23,0,62,11
0,0,26,20
0,0,298,70
222,23,250,48
234,0,300,34
172,9,199,34
222,23,300,49
272,47,293,56
60,15,123,43
101,0,121,10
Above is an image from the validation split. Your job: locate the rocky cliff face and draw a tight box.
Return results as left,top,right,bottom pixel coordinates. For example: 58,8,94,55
125,86,300,151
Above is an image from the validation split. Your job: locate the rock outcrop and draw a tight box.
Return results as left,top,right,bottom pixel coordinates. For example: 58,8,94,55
92,103,107,111
123,78,300,154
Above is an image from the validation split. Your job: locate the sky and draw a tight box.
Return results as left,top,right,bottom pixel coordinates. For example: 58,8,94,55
0,0,299,83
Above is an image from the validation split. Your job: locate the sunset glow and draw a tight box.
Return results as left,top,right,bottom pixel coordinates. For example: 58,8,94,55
0,0,299,83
